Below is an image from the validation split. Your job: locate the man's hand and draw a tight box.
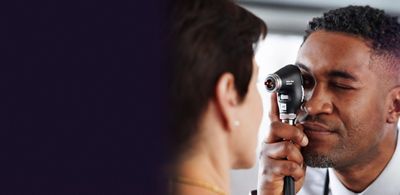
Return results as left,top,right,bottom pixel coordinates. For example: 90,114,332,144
257,93,309,195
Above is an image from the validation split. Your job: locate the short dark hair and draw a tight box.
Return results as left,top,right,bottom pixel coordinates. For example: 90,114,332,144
168,0,266,158
304,5,400,73
305,5,400,54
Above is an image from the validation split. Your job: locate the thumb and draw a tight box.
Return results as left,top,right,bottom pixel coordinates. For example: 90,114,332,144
268,93,280,122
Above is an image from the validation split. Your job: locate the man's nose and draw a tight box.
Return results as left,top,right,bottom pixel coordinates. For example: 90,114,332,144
303,84,333,116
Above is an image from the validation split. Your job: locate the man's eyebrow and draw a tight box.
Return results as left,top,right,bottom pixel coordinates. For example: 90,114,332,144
328,70,358,81
295,63,310,72
295,62,358,81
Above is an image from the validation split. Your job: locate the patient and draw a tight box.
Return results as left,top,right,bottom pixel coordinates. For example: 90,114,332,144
167,0,267,194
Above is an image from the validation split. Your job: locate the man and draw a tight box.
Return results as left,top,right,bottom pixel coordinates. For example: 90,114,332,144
258,5,400,195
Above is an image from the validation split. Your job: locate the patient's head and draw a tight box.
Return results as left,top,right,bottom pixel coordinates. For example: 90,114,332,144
169,0,267,168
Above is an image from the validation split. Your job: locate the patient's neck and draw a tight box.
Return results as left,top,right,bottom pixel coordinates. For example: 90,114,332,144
173,126,231,195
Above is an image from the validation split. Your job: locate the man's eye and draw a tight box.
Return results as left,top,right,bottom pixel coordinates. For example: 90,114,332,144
332,83,354,90
303,75,316,90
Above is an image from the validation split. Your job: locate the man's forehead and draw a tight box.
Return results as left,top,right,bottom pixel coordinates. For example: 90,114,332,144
296,31,372,76
298,31,372,56
303,30,370,47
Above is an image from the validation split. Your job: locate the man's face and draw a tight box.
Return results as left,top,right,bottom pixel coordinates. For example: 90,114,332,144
296,30,388,168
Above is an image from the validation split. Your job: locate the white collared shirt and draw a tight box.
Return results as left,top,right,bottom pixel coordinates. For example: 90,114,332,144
298,130,400,195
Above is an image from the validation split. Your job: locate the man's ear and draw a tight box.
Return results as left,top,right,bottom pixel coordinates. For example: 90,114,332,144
386,86,400,123
214,73,239,132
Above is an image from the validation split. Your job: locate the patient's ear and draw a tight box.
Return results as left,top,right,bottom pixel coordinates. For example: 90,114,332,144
214,73,239,131
386,87,400,123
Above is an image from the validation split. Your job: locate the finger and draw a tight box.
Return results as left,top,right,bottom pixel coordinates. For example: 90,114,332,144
295,166,307,192
260,159,305,181
265,121,308,147
261,141,304,165
294,124,305,149
295,123,304,132
268,93,280,122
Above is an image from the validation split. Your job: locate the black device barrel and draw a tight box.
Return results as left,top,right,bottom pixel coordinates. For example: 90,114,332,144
264,64,304,195
284,176,295,195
